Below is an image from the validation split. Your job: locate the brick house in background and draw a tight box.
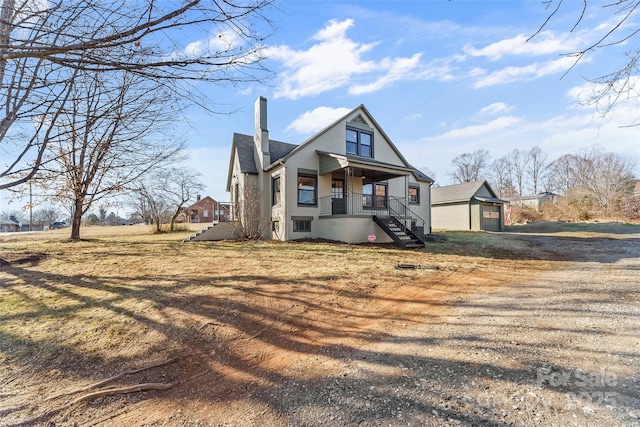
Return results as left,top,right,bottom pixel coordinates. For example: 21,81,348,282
184,195,216,223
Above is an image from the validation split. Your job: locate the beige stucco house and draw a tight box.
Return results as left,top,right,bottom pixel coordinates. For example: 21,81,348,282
219,97,433,248
432,180,508,232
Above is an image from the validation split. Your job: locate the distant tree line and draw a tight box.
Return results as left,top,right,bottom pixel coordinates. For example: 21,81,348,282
446,145,639,221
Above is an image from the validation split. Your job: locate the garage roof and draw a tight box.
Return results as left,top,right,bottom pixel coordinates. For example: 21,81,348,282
432,180,508,205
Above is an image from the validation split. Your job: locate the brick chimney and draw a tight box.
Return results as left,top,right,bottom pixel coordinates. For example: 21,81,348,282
254,96,270,169
197,194,201,201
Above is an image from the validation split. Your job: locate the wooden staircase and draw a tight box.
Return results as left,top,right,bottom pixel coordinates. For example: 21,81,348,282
373,215,425,249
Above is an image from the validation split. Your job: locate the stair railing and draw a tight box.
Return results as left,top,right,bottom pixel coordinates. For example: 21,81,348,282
387,197,426,237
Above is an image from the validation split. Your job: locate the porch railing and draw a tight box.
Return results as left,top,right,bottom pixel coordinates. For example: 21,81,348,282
319,193,426,235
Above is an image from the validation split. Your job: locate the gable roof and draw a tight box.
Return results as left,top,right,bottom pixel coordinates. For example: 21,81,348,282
226,103,433,190
264,104,433,183
185,196,216,210
432,180,507,204
226,133,297,190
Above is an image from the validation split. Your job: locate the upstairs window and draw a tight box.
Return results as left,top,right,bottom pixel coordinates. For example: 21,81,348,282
346,128,373,158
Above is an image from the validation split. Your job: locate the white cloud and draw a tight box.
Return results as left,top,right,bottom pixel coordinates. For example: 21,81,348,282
437,116,522,140
480,102,514,116
265,19,379,99
465,31,585,61
538,107,640,163
167,30,244,60
473,56,581,88
286,106,352,135
265,19,435,99
399,103,639,187
349,53,422,95
184,40,204,56
567,75,640,107
404,113,423,121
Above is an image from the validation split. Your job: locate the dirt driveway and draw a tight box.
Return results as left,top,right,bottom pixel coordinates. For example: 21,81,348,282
1,224,639,426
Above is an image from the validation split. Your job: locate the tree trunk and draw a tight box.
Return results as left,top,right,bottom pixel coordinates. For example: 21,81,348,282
70,198,83,240
170,208,182,232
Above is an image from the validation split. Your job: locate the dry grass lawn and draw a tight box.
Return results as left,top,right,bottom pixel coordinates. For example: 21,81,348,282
0,222,635,425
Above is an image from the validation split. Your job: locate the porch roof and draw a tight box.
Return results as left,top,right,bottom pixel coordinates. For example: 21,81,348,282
317,151,415,181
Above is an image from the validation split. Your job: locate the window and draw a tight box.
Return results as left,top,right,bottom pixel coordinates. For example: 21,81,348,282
375,183,387,208
203,209,209,218
346,128,373,158
272,176,281,205
332,180,344,199
363,183,373,208
297,173,317,205
408,186,420,205
363,183,387,208
293,219,311,232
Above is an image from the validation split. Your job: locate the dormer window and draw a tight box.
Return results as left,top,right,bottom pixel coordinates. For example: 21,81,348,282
346,128,373,158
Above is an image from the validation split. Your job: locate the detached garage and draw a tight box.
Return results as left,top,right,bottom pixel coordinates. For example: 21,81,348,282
431,180,508,232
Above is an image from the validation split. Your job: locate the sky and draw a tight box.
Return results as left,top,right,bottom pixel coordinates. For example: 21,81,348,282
2,0,639,215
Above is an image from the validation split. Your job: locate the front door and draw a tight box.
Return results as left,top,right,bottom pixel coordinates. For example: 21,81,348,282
332,179,346,214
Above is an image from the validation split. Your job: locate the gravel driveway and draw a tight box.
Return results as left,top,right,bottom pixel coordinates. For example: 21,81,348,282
262,233,640,426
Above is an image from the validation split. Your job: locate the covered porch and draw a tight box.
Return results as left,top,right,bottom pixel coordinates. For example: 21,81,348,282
316,151,427,240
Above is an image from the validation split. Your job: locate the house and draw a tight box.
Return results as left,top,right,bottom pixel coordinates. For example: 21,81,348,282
208,97,433,248
0,215,27,233
431,180,508,232
183,195,217,223
509,192,559,211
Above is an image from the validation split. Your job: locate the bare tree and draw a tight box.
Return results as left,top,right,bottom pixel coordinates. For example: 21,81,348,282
547,154,576,194
35,68,185,240
505,149,529,197
531,1,640,125
149,168,205,231
0,0,274,189
527,146,548,195
129,168,204,232
135,183,172,232
448,149,490,184
576,147,637,215
487,157,514,198
232,183,262,239
546,146,637,216
127,192,154,226
32,206,61,227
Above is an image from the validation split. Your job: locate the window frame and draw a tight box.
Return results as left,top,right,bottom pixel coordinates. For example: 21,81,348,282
346,127,374,158
297,173,317,206
272,176,281,206
293,219,311,232
362,182,388,209
408,185,420,205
